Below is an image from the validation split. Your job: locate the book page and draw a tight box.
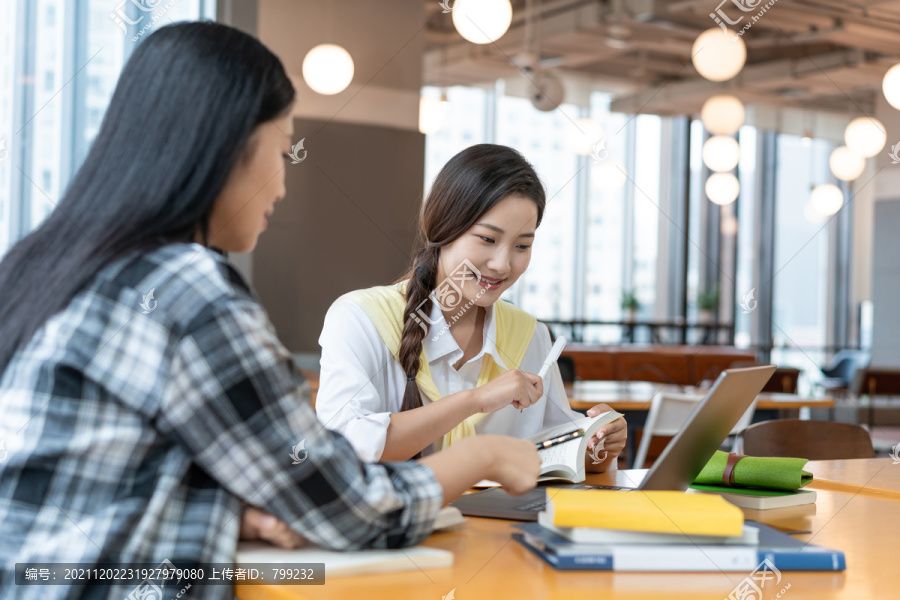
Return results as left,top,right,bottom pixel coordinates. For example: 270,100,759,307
528,411,624,444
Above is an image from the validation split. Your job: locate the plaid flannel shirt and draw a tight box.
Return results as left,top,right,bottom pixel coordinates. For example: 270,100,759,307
0,243,442,599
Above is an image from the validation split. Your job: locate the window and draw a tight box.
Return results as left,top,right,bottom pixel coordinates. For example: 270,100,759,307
770,134,835,369
583,93,628,341
496,94,579,320
423,85,490,190
422,92,844,357
0,0,214,258
734,125,758,348
631,115,662,320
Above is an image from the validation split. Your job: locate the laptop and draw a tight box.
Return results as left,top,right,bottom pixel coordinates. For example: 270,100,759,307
451,365,777,521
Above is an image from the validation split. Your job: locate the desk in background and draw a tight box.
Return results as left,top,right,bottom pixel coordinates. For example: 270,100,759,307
565,380,834,413
566,381,834,466
236,459,898,600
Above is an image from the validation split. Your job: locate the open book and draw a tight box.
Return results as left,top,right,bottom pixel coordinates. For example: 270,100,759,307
530,411,624,483
475,411,624,486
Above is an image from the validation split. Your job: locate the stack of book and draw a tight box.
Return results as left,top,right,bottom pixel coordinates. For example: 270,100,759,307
688,450,817,510
514,489,845,571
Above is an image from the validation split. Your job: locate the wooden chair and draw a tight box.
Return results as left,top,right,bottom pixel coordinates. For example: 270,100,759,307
761,367,801,394
741,420,875,460
556,355,576,383
850,368,900,428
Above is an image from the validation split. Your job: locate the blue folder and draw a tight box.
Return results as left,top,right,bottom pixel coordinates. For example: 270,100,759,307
513,521,846,572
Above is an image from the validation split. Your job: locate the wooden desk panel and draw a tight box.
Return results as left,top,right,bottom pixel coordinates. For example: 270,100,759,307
237,460,895,600
565,381,834,412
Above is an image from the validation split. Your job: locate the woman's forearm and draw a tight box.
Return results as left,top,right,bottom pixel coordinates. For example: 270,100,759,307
418,437,494,503
380,389,479,461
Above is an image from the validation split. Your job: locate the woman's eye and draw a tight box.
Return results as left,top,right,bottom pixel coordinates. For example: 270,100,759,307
517,245,532,250
478,236,495,244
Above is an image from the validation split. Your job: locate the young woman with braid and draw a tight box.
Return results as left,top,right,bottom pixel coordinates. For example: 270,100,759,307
315,144,627,470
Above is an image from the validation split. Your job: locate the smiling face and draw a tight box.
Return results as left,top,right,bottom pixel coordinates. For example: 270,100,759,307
206,113,294,253
435,194,538,309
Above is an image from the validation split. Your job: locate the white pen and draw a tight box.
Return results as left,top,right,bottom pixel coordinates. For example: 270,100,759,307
521,336,567,412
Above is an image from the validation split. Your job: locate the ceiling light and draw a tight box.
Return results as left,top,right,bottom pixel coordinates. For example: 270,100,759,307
700,95,745,135
810,184,843,216
692,28,746,82
302,44,354,95
844,117,886,158
702,136,740,172
882,63,900,110
829,146,865,181
452,0,513,45
705,173,740,205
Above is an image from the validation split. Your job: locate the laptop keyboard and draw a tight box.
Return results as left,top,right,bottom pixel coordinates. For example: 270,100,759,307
514,499,548,511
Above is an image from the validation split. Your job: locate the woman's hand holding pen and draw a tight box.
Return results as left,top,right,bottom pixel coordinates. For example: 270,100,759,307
469,369,543,414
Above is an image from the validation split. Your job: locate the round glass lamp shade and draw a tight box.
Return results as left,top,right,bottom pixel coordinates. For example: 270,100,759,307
691,28,746,82
810,184,843,216
705,173,740,205
302,44,354,95
844,117,886,158
700,95,745,135
568,118,606,156
452,0,513,45
702,136,740,172
883,63,900,110
829,146,865,182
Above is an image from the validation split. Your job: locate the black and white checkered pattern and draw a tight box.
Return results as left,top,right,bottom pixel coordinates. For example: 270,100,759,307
0,243,442,599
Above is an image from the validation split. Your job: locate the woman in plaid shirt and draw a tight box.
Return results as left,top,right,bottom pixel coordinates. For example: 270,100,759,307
0,22,540,599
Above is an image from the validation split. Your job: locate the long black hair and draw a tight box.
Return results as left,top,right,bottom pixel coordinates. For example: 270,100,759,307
396,144,546,415
0,21,295,372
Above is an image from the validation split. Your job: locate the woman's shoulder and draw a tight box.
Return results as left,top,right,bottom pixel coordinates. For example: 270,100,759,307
96,243,254,328
337,281,407,308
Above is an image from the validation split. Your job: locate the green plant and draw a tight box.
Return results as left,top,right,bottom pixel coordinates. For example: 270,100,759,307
697,285,720,312
621,289,639,311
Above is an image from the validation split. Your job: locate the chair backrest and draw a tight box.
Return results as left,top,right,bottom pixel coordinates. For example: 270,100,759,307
741,420,875,460
556,355,576,383
822,350,870,385
851,368,900,397
632,392,757,469
761,367,800,393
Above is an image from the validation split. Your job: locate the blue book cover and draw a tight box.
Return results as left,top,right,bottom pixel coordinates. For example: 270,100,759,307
514,521,845,572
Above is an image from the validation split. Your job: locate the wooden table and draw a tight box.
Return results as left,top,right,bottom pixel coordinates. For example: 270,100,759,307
565,381,835,412
236,459,898,600
807,457,900,499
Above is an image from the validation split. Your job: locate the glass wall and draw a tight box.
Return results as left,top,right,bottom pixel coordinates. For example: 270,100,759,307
0,0,214,258
770,134,835,370
424,84,849,361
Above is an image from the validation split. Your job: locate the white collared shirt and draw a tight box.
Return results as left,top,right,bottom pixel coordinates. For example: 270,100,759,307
315,296,581,461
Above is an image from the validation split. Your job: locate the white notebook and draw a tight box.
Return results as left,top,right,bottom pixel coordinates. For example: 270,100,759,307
235,507,461,578
236,542,453,578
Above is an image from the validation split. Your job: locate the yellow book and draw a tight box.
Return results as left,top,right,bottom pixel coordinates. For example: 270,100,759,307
546,489,744,537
